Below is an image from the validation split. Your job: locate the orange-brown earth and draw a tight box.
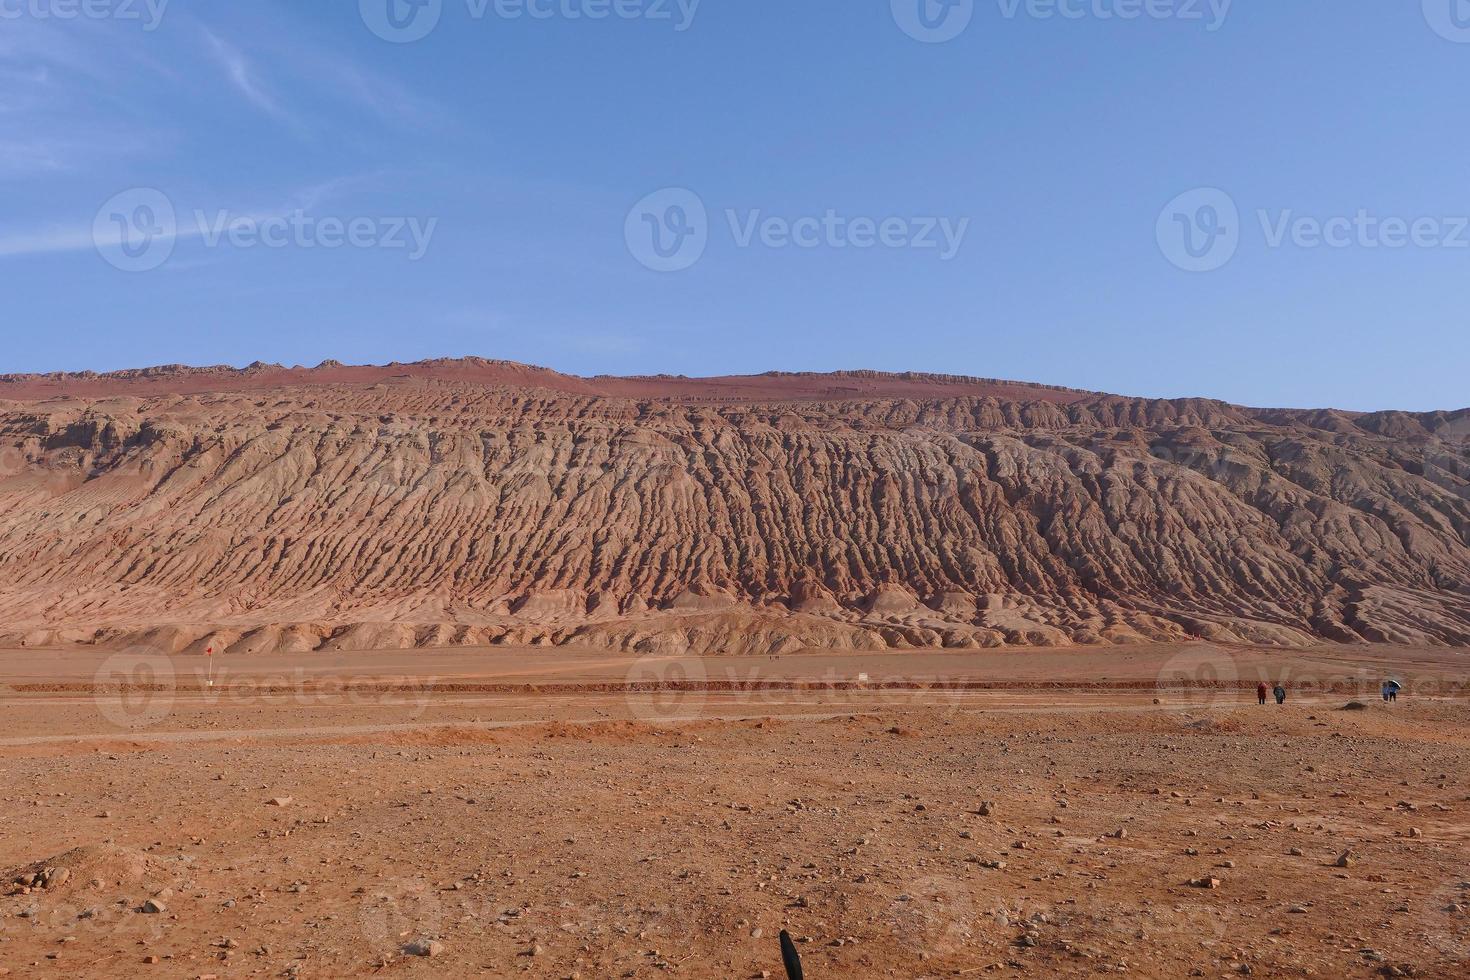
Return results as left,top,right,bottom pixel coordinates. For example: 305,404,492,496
1,670,1468,979
0,358,1467,655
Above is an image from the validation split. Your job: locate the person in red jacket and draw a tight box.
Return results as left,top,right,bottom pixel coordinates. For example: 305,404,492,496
1257,681,1268,706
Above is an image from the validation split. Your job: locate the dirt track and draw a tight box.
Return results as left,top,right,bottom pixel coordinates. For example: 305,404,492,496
1,645,1467,978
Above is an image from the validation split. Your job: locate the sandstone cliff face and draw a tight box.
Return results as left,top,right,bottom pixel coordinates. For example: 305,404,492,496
0,360,1466,654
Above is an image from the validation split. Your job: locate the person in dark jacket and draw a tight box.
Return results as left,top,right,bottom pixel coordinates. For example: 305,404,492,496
1273,684,1287,705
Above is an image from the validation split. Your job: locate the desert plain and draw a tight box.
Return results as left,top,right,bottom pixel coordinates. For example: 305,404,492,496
2,642,1468,979
1,360,1467,977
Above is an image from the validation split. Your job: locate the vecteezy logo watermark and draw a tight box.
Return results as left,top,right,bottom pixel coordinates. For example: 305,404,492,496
1424,0,1470,43
1159,187,1470,273
889,875,974,955
94,188,178,273
359,0,443,43
892,0,975,43
1156,187,1240,273
92,188,439,272
624,652,707,723
1155,643,1240,709
358,878,447,959
0,0,170,30
93,648,176,730
360,0,700,42
624,188,709,273
625,187,970,272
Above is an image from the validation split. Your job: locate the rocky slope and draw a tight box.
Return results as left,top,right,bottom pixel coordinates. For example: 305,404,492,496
0,358,1466,654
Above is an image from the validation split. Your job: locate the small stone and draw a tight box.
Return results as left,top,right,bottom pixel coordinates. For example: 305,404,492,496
141,899,166,914
266,797,293,807
1335,851,1355,868
1188,877,1221,889
403,940,443,958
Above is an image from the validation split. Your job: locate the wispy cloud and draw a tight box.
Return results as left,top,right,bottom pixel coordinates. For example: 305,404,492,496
192,12,443,137
0,179,367,260
0,225,99,259
200,26,294,125
0,19,176,178
0,7,442,190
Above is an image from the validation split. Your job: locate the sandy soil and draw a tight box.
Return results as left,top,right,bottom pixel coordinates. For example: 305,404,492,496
1,645,1467,978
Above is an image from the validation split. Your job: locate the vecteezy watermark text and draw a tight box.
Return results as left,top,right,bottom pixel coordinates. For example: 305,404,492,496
93,188,438,272
359,0,700,43
996,0,1231,28
0,0,169,29
1157,187,1470,272
625,187,970,272
891,0,1231,43
194,211,438,259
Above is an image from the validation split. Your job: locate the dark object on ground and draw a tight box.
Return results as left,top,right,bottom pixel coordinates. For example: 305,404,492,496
1342,701,1370,711
780,929,804,980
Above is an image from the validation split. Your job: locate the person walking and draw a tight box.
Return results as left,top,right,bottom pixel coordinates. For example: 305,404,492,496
1257,681,1269,706
1386,679,1400,703
1273,684,1286,706
1382,681,1392,703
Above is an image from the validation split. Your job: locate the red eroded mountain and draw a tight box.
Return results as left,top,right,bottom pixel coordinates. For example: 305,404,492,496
0,358,1465,655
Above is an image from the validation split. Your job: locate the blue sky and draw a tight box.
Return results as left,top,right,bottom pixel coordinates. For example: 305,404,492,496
1,0,1467,411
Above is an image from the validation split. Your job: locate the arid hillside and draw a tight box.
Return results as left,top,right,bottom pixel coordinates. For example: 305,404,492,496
0,358,1466,654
